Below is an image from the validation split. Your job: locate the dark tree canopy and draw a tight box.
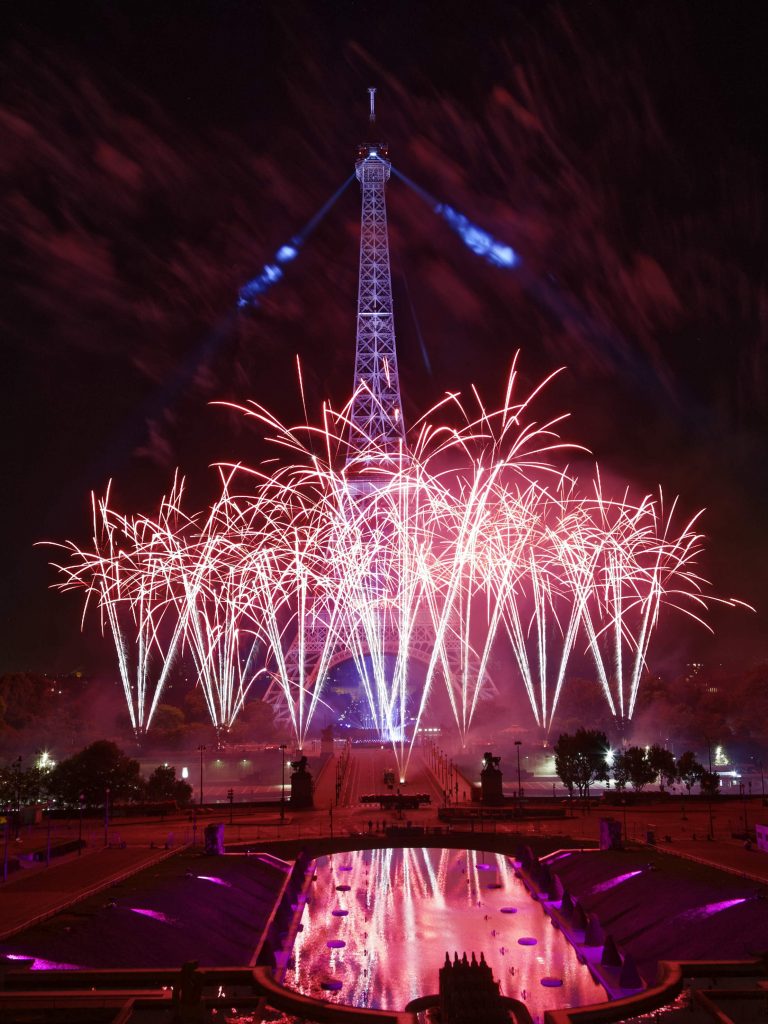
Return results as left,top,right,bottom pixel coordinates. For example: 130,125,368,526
677,751,705,794
0,761,49,808
618,747,656,792
145,764,193,805
700,770,721,797
554,729,610,799
49,740,142,806
648,744,678,791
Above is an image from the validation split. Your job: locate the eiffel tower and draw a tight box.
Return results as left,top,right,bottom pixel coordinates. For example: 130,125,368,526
346,88,406,471
264,91,495,741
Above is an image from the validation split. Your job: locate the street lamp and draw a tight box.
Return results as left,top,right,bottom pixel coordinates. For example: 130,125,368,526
46,801,52,867
104,787,110,847
279,744,287,823
742,781,749,835
12,756,22,839
197,745,206,807
705,737,714,841
2,817,9,882
78,792,85,855
515,741,522,803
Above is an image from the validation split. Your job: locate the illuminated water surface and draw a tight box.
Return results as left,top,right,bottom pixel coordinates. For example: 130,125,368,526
286,847,605,1017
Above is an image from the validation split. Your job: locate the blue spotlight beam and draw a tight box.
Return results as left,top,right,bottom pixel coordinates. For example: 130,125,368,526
238,174,355,308
391,165,519,269
392,164,665,397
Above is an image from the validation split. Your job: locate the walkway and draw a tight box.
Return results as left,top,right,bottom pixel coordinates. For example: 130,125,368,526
0,844,182,941
650,836,768,885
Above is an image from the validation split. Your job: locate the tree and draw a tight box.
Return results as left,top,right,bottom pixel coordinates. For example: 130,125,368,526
148,704,186,746
554,729,610,801
700,770,720,797
0,762,21,809
621,746,656,791
677,751,704,794
554,733,578,796
145,765,193,805
648,744,677,791
49,741,142,807
229,698,276,742
183,687,210,723
611,752,631,793
0,758,51,802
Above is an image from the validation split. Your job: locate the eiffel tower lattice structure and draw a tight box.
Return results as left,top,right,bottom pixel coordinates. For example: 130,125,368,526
263,91,498,738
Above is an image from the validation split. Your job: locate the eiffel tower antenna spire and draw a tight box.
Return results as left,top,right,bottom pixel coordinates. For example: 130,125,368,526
347,89,406,468
368,86,377,123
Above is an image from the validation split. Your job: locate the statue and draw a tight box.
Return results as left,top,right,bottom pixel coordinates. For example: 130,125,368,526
481,751,504,806
290,754,314,809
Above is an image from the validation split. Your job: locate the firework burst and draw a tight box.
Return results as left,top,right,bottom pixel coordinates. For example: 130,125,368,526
47,360,741,774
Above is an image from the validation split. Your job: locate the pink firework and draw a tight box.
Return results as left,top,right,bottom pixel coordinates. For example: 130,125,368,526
46,359,745,771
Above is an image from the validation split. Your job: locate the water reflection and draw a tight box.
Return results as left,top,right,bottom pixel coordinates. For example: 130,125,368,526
286,847,604,1016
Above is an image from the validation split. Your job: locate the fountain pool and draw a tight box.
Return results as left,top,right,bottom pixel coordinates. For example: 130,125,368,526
285,847,605,1016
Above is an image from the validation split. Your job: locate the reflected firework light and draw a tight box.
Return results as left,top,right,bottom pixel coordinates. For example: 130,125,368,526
47,360,741,775
4,954,81,971
588,870,644,895
127,907,177,923
678,897,748,922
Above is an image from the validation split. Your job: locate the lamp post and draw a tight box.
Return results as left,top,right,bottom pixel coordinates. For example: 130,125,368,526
515,740,522,803
104,787,110,847
78,792,85,855
2,818,8,882
705,738,714,841
279,744,287,823
46,802,52,868
12,756,22,838
742,781,749,835
197,744,206,807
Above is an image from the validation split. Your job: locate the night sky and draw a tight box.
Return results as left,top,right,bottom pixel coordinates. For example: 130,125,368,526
3,1,767,676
